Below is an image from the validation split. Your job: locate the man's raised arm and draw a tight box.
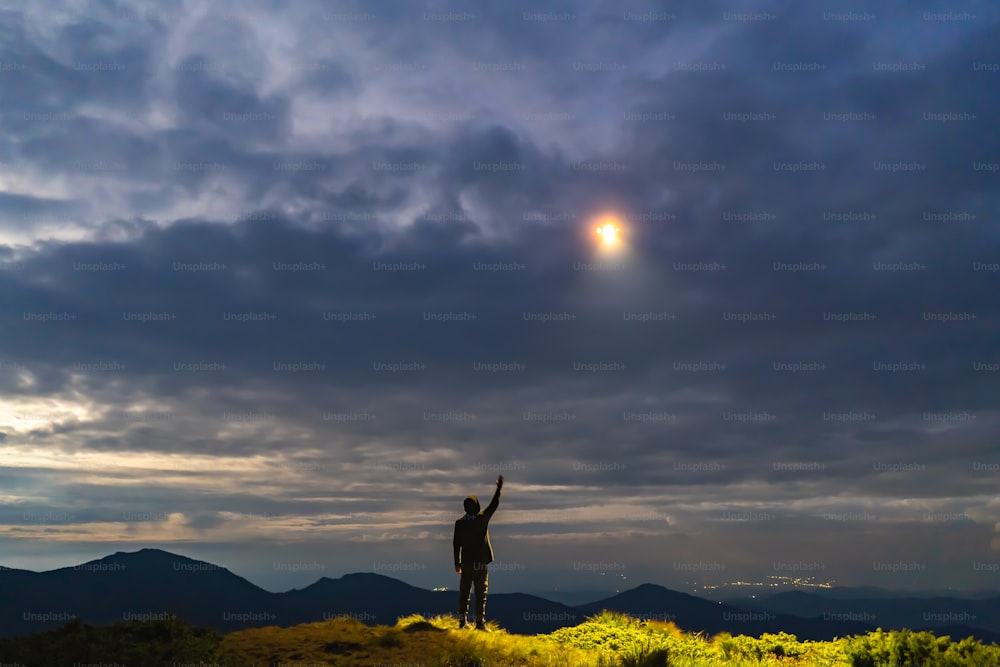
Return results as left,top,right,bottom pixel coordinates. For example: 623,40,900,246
482,474,503,520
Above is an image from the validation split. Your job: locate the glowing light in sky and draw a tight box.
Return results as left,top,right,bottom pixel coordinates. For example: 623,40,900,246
596,222,619,245
592,214,626,254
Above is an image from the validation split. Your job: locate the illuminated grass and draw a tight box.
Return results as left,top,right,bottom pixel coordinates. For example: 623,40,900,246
209,611,1000,667
3,611,1000,667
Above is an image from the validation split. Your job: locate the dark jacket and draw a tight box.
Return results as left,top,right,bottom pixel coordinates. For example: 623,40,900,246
453,486,501,568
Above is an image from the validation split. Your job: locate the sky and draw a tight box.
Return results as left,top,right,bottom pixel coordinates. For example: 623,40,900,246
1,0,999,598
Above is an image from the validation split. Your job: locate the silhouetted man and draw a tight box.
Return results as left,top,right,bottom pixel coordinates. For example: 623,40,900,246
453,474,503,630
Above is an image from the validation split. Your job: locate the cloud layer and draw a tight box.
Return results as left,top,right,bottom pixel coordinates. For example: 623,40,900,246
1,0,999,594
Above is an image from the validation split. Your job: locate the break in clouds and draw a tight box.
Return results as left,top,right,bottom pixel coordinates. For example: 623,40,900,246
0,0,999,594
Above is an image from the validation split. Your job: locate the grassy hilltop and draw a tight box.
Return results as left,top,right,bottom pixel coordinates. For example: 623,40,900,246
2,610,1000,667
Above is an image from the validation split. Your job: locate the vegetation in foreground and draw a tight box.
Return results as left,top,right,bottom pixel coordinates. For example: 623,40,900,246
1,610,999,667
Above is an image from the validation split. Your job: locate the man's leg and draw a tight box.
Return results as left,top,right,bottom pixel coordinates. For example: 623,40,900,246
474,563,489,629
457,569,473,627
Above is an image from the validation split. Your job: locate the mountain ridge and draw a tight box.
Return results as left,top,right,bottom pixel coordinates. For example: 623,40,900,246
1,550,997,643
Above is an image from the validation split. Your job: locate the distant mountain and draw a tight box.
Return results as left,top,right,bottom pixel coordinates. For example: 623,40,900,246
800,586,1000,601
720,586,1000,602
527,589,620,606
2,549,997,643
728,589,1000,636
0,548,275,637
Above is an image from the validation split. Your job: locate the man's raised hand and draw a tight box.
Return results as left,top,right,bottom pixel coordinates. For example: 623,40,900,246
496,474,504,488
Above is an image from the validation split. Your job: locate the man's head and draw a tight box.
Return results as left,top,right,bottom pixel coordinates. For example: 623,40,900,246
463,495,480,515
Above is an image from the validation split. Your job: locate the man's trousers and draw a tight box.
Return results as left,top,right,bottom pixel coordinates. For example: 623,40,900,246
458,563,489,625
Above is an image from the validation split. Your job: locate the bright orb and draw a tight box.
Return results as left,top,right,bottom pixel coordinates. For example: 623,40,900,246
596,223,620,245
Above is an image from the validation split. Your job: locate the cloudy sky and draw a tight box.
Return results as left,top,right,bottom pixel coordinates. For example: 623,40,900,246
1,0,999,598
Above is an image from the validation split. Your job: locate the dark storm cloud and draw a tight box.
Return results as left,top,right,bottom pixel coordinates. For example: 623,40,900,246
0,0,998,592
0,192,77,225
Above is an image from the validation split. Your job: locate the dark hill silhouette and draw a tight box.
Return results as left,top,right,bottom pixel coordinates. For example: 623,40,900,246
720,585,898,601
720,586,1000,603
802,586,1000,600
728,589,1000,635
805,586,921,600
1,549,996,643
280,572,441,627
0,548,274,636
527,589,618,606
